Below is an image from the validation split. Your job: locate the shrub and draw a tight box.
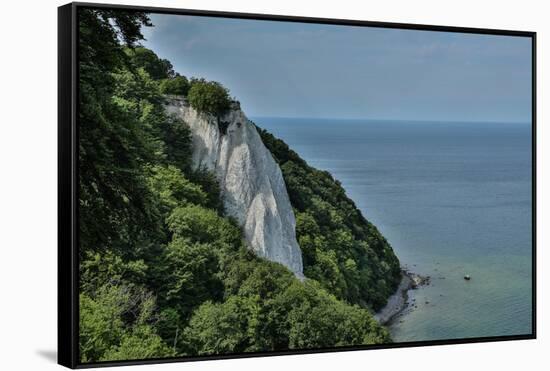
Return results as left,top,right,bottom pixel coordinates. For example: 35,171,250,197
187,79,231,117
160,75,190,95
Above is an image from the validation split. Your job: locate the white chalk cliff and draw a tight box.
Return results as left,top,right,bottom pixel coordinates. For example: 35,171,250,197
164,96,304,278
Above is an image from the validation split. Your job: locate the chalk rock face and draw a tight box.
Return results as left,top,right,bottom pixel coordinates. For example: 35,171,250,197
165,97,304,278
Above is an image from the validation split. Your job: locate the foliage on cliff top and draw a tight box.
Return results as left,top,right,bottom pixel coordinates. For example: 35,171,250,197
187,78,232,117
159,75,190,96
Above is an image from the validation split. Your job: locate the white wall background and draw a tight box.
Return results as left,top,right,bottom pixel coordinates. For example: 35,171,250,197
0,0,546,369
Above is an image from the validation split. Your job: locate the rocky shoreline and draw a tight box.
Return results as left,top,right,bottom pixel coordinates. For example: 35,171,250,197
374,270,430,325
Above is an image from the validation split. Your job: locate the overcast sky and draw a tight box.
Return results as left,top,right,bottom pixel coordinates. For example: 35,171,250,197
142,13,532,122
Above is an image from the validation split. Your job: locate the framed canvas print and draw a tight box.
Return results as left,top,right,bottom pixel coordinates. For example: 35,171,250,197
58,2,536,368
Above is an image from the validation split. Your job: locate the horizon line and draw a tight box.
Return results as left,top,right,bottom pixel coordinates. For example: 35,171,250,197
249,115,532,125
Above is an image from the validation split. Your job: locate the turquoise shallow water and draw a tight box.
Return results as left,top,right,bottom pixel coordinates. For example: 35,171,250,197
254,117,533,342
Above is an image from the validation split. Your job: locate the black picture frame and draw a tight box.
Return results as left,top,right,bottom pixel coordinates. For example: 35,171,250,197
58,2,537,369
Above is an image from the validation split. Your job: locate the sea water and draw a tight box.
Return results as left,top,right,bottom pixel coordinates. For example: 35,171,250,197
253,117,532,342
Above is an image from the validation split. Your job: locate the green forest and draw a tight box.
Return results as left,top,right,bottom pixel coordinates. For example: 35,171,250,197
78,8,401,363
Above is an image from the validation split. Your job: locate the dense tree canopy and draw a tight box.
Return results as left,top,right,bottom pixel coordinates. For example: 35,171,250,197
125,46,175,80
78,8,398,364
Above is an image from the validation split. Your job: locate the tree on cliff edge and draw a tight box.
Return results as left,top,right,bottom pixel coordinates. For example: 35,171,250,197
187,79,231,117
